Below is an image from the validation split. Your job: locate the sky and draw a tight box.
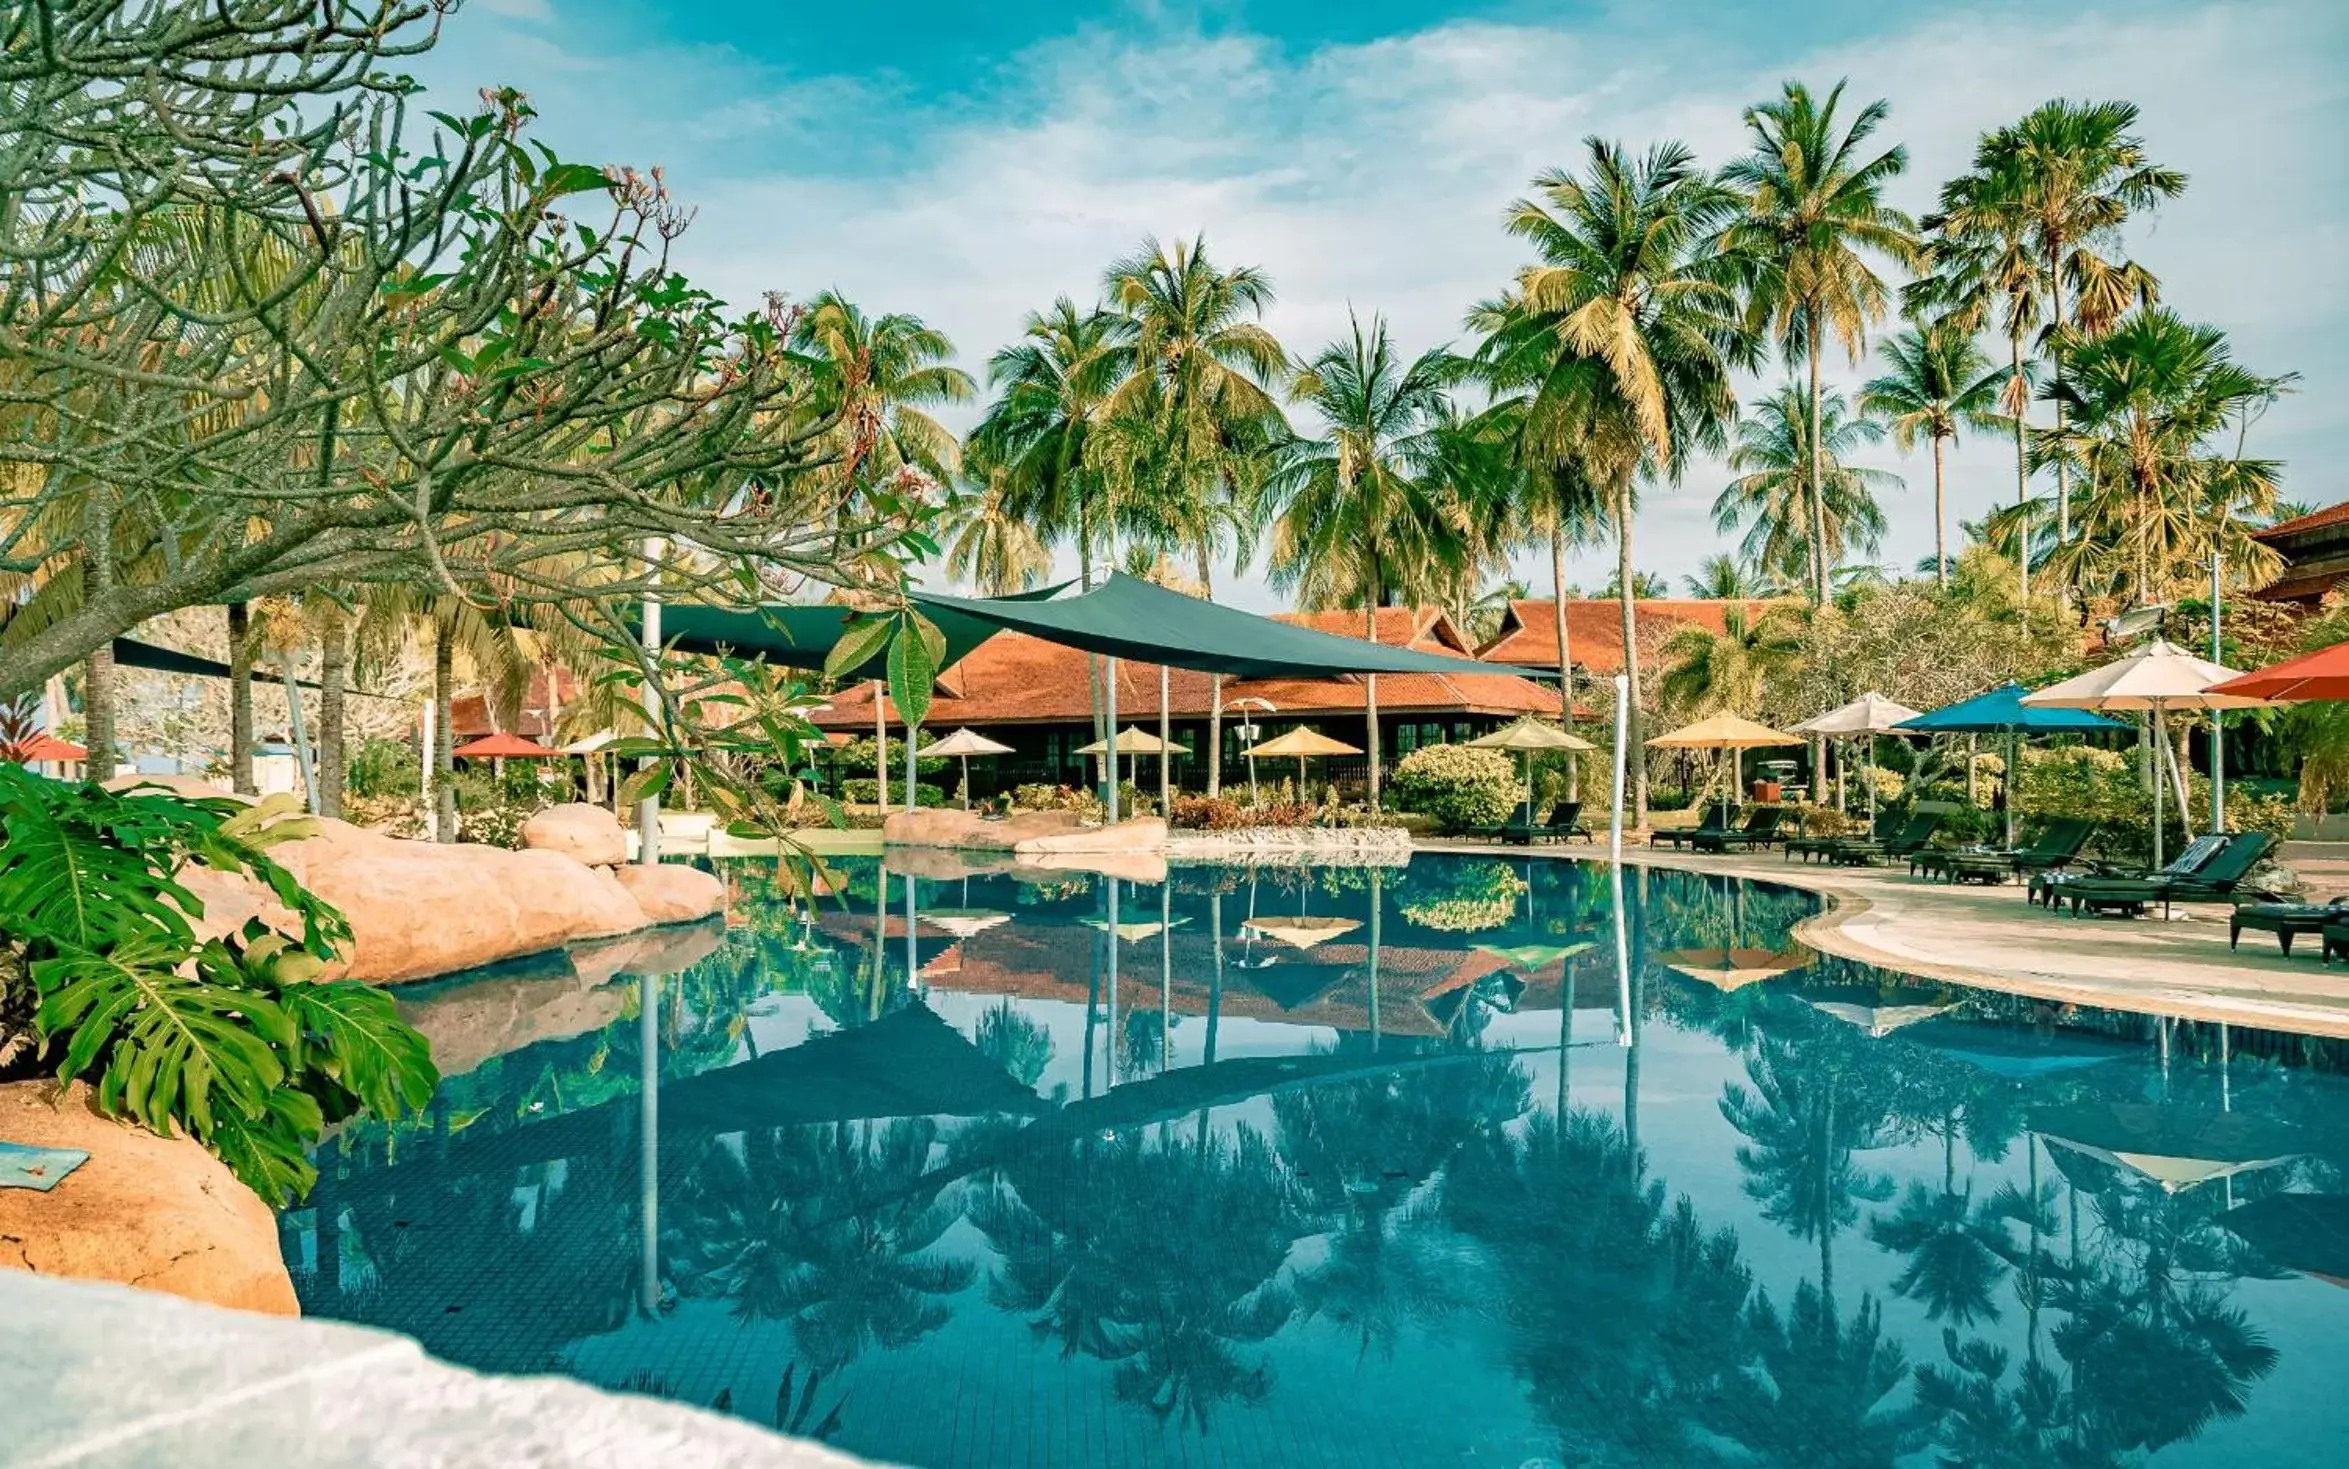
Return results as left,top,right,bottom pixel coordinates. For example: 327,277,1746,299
423,0,2348,609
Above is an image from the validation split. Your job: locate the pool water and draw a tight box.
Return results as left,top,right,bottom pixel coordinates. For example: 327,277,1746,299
284,854,2349,1467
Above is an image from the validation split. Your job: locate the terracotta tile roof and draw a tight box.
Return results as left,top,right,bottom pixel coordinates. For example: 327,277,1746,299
809,613,1563,731
449,668,584,740
2253,501,2349,543
1479,598,1783,674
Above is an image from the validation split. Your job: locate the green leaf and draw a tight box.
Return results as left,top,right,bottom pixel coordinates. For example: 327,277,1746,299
540,162,614,199
277,979,439,1123
887,617,938,729
822,615,894,681
617,764,672,808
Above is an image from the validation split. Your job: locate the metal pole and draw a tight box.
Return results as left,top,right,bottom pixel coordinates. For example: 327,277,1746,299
278,658,318,811
637,969,660,1314
872,679,888,815
904,862,918,993
1609,674,1631,1047
1105,659,1120,822
1105,878,1120,1084
637,540,664,864
419,695,435,836
2152,706,2166,872
2212,548,2226,833
906,721,919,816
1158,663,1171,813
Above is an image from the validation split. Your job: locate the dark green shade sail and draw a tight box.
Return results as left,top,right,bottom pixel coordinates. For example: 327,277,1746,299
649,596,1043,681
910,573,1557,681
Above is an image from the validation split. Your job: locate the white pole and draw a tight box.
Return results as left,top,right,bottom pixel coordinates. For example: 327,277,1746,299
636,539,664,865
1609,674,1631,1047
1158,663,1172,813
872,678,888,815
637,969,659,1313
419,695,436,838
2152,706,2166,871
2212,548,2226,833
279,658,318,813
1104,658,1121,823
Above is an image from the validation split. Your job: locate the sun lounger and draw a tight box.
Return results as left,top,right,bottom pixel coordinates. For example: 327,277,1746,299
1656,805,1780,853
1472,800,1540,846
1542,801,1594,844
1789,811,1890,864
1825,806,1946,867
2233,896,2349,957
1930,817,2096,886
2038,832,2276,918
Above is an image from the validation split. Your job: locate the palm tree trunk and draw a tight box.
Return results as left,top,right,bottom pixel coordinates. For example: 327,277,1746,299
432,612,456,842
83,642,115,783
1807,324,1829,607
317,607,348,818
1363,600,1382,812
2010,327,2031,603
227,602,255,794
1550,521,1577,798
2049,256,2070,546
1198,547,1222,799
1931,433,1950,589
1615,482,1647,825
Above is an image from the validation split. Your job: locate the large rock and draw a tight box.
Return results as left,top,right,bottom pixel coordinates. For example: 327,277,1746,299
0,1082,298,1317
883,807,1090,849
520,803,627,866
1012,815,1168,854
611,862,727,924
186,820,650,984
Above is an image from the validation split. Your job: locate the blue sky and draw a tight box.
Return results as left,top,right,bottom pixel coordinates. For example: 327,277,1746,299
434,0,2348,606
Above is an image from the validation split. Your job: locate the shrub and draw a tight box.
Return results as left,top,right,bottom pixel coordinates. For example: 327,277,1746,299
1399,857,1527,932
1389,744,1520,832
347,737,421,799
842,778,946,808
1170,794,1247,830
831,736,948,781
0,768,436,1204
1012,783,1104,820
2013,745,2289,866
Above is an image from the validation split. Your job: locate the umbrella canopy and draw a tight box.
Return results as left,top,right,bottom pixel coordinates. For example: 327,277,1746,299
1646,713,1803,749
923,726,1016,758
1241,915,1361,950
1081,915,1187,943
1654,946,1810,992
1895,682,2125,734
451,732,560,759
559,730,618,754
1789,981,1956,1037
2021,639,2267,713
2036,1101,2303,1194
1793,692,1923,736
2223,1194,2349,1289
1246,727,1362,759
1467,717,1597,753
2209,640,2349,704
6,733,88,763
921,909,1012,939
1074,725,1189,756
1894,1016,2134,1079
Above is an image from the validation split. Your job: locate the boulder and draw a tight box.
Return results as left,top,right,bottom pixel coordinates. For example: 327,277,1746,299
881,808,989,847
401,964,636,1080
610,862,727,924
0,1082,297,1317
1012,815,1168,855
520,804,628,867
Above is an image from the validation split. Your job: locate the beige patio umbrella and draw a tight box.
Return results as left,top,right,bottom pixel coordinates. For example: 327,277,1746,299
1647,713,1804,825
1653,946,1809,992
1468,716,1596,814
1789,981,1956,1036
1242,915,1361,949
1075,725,1190,789
2022,640,2268,869
1245,726,1361,793
922,726,1016,810
1791,693,1922,818
2037,1101,2302,1194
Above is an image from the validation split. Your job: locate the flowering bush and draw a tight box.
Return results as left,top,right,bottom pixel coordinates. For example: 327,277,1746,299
1399,857,1526,932
1389,743,1520,833
1170,794,1248,830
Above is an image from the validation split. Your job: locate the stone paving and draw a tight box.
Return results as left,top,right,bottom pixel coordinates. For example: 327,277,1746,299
1438,838,2349,1039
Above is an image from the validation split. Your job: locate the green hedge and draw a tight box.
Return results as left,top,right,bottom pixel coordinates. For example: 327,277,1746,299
843,779,946,808
1390,743,1520,832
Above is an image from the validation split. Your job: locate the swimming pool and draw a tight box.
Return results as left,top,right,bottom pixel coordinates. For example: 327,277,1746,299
284,853,2349,1467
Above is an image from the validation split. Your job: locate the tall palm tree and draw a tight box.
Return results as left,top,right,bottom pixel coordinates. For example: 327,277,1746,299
2037,308,2284,603
1099,238,1288,797
1267,312,1467,808
941,471,1052,595
1714,384,1899,591
1720,79,1921,608
1477,138,1750,823
1658,604,1803,720
1682,552,1771,599
1861,322,2007,586
792,290,977,512
1977,100,2187,543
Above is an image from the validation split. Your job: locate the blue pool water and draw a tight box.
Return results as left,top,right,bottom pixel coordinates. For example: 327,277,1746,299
283,854,2349,1466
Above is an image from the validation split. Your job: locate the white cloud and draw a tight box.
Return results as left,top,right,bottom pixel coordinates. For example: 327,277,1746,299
434,0,2349,603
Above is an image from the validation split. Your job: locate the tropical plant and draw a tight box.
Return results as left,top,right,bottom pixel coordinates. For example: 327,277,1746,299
1720,79,1921,606
1658,605,1804,720
1714,384,1900,587
0,769,435,1202
1476,138,1750,822
1682,553,1774,599
1387,743,1521,832
1861,322,2009,585
791,289,977,512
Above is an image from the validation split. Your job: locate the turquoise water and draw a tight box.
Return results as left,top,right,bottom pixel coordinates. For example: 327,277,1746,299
284,854,2349,1466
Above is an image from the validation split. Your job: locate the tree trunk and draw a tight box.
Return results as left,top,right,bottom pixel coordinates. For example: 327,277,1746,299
2010,327,2031,603
227,602,255,794
1807,323,1829,607
1932,433,1950,589
432,612,456,842
1363,602,1382,811
2049,255,2070,546
1198,547,1222,799
317,607,348,818
1615,483,1647,825
1551,520,1578,798
83,643,116,783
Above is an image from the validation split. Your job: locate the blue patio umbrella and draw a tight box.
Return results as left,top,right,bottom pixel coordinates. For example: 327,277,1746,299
1895,683,2124,842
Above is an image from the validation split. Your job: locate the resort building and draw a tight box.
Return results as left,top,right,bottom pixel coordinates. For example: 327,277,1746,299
1478,597,1782,677
809,606,1564,797
2252,500,2349,605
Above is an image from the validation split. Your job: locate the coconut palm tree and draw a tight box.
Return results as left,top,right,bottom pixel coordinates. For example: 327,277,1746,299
1267,312,1470,807
1658,604,1804,721
1976,100,2187,543
941,470,1052,595
1681,553,1772,599
1476,138,1751,823
1714,384,1899,589
1720,79,1921,608
792,290,976,514
968,298,1134,587
1861,322,2009,586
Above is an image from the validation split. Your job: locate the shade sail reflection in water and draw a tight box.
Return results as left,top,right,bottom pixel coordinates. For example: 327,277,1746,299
285,854,2349,1468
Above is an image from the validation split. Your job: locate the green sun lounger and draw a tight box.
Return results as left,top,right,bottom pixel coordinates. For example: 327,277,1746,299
1826,806,1947,867
2038,832,2276,918
2233,896,2349,957
1542,801,1594,844
1926,817,2096,886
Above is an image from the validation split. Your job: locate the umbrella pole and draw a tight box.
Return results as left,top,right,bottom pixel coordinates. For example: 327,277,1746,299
1159,663,1171,813
1608,675,1631,1048
960,754,970,812
2152,706,2165,871
1104,659,1119,822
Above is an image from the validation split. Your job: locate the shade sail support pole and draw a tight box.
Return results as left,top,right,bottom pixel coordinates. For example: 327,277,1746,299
2212,548,2226,833
1609,674,1631,1048
1104,659,1120,823
872,679,888,815
637,540,664,864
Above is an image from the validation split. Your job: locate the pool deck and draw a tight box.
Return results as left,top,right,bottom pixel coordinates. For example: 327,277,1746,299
1437,839,2349,1040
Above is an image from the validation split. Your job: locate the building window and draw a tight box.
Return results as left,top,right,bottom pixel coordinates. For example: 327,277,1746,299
1397,723,1418,756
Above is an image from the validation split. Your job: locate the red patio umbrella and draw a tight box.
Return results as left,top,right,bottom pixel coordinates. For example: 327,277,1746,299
451,732,560,759
5,733,88,763
2208,640,2349,703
